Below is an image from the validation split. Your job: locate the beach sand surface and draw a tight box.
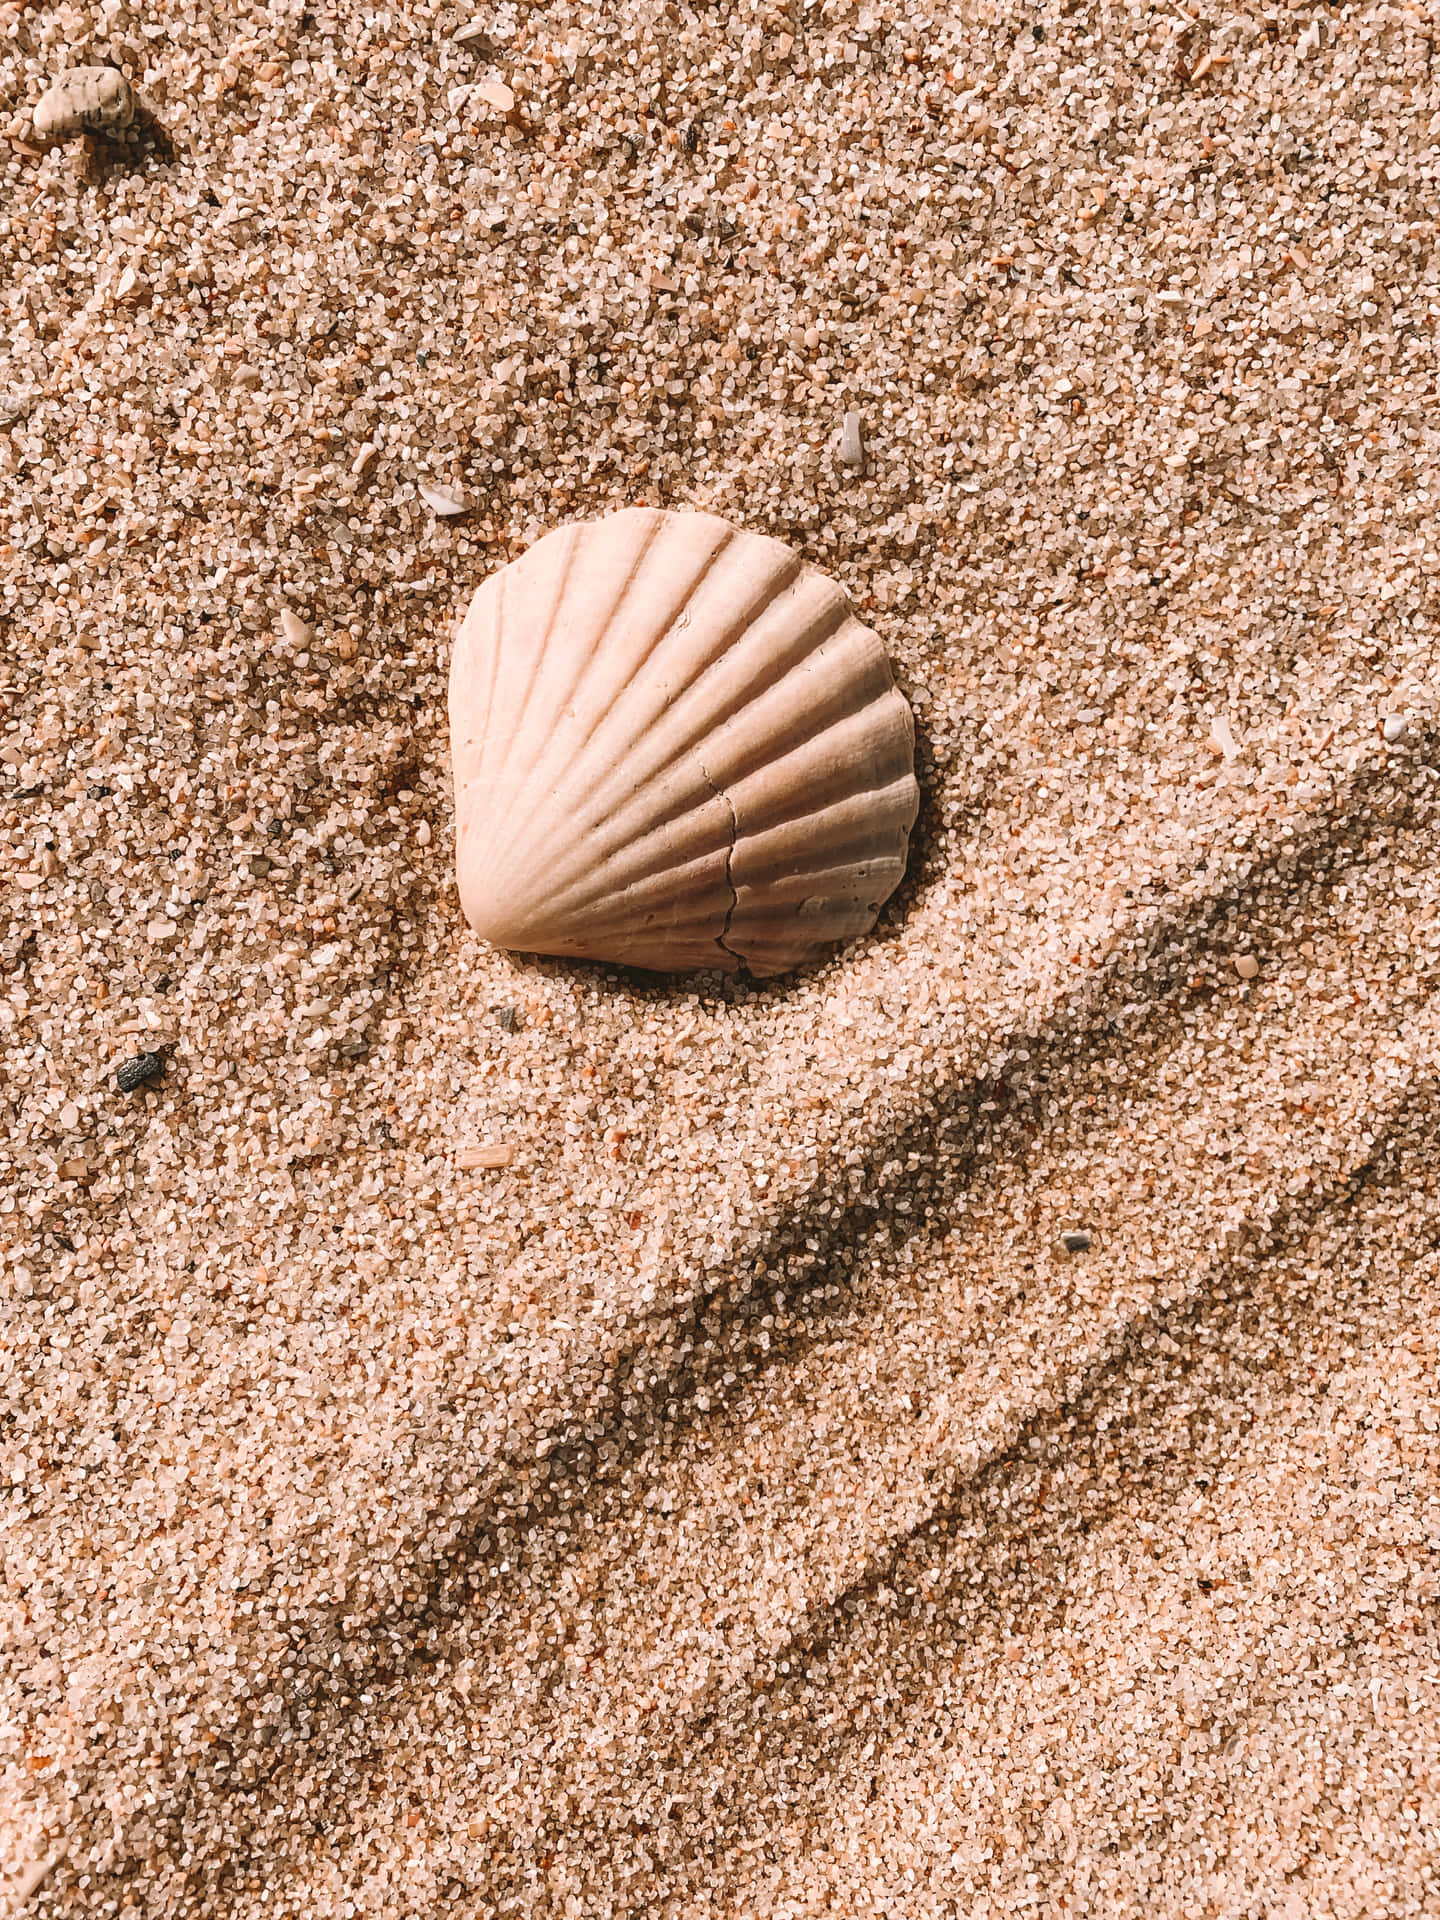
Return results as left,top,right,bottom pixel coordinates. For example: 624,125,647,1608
3,2,1440,1913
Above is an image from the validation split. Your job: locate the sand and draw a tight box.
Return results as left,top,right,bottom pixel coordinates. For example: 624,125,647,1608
3,0,1440,1913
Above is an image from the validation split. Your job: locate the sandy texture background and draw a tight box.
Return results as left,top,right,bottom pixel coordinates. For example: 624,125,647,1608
4,0,1440,1913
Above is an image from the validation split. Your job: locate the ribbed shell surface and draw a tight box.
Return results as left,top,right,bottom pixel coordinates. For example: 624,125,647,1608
448,507,918,976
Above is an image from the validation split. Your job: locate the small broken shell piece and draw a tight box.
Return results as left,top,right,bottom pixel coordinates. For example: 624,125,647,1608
34,67,135,142
453,19,494,47
418,479,469,517
458,1143,515,1170
838,410,865,470
472,79,515,112
352,440,379,478
1207,713,1241,761
279,608,311,648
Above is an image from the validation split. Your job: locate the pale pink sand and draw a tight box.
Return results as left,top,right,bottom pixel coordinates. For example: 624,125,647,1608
3,2,1439,1914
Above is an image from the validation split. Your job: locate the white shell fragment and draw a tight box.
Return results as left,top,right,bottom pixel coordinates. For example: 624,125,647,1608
838,410,866,470
33,67,135,142
472,79,516,112
449,507,919,976
1382,713,1410,744
453,19,494,47
279,609,311,648
457,1143,515,1170
418,480,469,517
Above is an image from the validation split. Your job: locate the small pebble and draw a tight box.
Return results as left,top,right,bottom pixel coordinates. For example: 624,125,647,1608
453,19,493,47
472,79,516,112
418,479,469,517
416,820,432,847
458,1143,515,1170
1234,954,1260,980
33,66,135,141
116,1050,166,1094
249,856,272,877
495,1006,517,1032
1060,1230,1092,1253
279,609,311,648
1382,714,1410,744
838,410,866,470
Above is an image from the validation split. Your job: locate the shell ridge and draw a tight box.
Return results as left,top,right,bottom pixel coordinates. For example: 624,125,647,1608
490,788,733,929
487,514,669,893
464,559,508,821
554,515,741,771
507,563,835,893
481,523,587,878
700,759,740,964
495,519,759,885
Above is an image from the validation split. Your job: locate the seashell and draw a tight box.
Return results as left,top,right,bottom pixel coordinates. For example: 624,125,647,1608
472,79,515,112
449,507,918,977
33,67,135,142
419,479,469,517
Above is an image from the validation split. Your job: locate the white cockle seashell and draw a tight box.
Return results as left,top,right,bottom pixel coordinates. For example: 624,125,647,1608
33,67,135,142
448,507,918,976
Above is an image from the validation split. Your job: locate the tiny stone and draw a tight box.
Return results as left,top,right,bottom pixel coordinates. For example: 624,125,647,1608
495,1006,517,1032
838,410,865,469
1234,954,1260,980
1060,1230,1092,1253
58,1158,90,1181
116,1050,166,1094
458,1143,515,1170
279,609,311,648
266,818,285,838
416,820,432,847
352,441,379,478
147,918,179,943
1382,714,1410,744
249,856,272,877
453,19,494,48
33,66,135,142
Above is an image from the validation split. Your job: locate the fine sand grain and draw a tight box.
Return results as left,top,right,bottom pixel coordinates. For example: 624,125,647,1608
4,1,1440,1914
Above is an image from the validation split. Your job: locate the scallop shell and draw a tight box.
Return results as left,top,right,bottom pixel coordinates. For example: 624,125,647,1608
449,507,918,977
